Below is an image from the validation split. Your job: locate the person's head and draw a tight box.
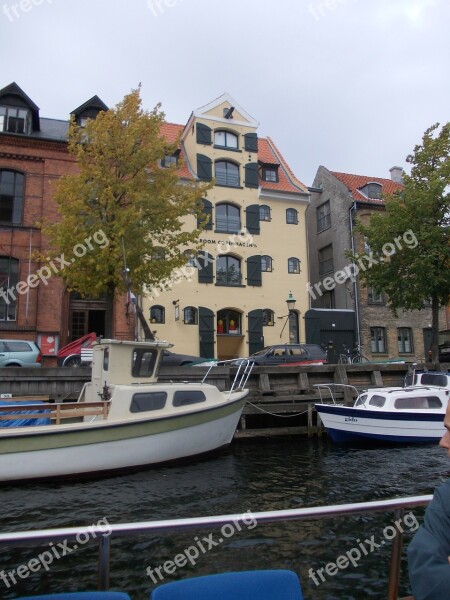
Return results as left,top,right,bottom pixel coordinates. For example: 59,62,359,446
439,398,450,456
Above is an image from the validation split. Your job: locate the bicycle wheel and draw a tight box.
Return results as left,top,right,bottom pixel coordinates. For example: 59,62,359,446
352,355,370,364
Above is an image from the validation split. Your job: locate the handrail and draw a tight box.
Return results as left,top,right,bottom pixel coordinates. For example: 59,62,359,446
201,358,254,395
0,400,110,423
313,383,360,404
0,495,432,598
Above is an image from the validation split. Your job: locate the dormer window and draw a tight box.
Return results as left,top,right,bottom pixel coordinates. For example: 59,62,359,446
79,117,89,128
161,155,178,168
262,166,278,182
360,182,383,200
214,130,238,149
0,107,31,135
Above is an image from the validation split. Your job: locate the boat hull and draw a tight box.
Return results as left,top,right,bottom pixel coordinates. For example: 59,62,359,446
0,393,247,482
315,404,446,444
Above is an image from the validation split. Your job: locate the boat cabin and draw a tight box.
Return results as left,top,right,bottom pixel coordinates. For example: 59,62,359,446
88,339,172,402
354,386,450,412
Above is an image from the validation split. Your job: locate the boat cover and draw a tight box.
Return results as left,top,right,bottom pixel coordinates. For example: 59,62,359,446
0,400,51,427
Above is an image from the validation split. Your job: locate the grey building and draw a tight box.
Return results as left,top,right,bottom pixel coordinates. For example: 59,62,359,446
306,166,445,362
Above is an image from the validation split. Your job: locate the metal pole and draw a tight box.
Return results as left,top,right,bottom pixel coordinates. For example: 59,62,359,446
387,509,404,600
98,535,111,590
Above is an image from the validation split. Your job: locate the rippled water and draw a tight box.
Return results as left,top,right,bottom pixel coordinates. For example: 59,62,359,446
0,437,448,599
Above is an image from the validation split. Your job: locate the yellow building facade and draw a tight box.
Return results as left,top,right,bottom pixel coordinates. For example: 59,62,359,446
143,94,310,360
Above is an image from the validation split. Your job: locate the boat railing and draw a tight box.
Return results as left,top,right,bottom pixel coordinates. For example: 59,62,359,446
201,359,254,396
0,400,111,425
0,494,432,600
313,383,360,405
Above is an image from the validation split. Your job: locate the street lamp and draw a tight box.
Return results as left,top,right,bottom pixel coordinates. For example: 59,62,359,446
286,291,296,312
279,291,296,339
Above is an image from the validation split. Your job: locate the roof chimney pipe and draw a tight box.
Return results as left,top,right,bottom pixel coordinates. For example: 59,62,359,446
389,166,404,184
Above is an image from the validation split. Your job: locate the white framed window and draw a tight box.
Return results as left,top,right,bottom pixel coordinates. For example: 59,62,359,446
214,130,238,149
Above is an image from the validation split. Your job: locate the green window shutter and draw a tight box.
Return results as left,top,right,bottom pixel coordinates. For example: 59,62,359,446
244,133,258,153
198,251,214,283
244,162,259,188
197,154,212,181
196,123,212,145
246,255,262,287
248,309,264,354
199,307,215,358
246,204,260,235
197,198,213,231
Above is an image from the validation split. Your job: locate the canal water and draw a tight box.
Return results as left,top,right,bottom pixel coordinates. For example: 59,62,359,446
0,437,448,600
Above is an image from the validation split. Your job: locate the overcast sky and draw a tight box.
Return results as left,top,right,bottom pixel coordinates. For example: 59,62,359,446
1,0,448,186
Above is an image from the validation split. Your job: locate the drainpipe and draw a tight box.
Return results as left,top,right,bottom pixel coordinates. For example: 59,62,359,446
349,201,361,348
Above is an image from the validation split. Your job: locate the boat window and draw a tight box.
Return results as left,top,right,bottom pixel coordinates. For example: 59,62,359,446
173,390,206,407
420,373,448,387
394,396,443,409
130,392,167,413
355,394,368,407
368,395,386,407
132,349,157,377
103,347,109,371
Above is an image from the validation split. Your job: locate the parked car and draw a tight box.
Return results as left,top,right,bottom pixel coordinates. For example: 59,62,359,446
57,332,97,367
161,350,216,367
58,334,215,368
0,340,42,367
234,343,327,366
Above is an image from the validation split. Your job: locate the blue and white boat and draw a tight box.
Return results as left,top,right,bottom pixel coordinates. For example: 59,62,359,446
315,383,449,443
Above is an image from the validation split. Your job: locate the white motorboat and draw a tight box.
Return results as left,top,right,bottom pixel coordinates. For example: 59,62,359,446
0,339,252,482
315,383,449,443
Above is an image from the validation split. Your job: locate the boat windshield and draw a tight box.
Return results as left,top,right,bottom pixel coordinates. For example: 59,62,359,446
355,393,368,406
419,373,449,387
132,349,158,377
368,394,386,408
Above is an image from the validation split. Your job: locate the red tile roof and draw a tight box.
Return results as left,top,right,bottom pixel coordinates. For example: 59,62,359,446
260,137,308,194
160,121,184,145
331,170,403,204
160,122,191,179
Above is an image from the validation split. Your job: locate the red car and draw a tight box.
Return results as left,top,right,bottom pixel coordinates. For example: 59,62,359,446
57,332,97,367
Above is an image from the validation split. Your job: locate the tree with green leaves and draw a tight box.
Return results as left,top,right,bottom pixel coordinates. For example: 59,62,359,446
45,87,213,337
351,122,450,362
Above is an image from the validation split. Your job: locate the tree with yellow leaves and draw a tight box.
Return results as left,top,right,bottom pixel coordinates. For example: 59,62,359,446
45,87,212,337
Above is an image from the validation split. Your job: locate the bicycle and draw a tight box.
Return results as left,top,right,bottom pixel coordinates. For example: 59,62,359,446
351,344,371,364
337,344,352,364
337,344,371,364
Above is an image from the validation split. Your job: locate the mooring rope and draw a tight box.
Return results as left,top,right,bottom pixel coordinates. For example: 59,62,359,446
245,399,311,418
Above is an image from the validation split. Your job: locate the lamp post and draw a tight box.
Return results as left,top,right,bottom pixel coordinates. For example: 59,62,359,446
279,292,296,339
286,292,296,312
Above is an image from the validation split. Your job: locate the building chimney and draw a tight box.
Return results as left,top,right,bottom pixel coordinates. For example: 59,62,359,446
389,166,403,184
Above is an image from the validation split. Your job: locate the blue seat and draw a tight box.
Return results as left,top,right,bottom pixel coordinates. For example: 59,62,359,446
17,593,130,600
150,569,303,599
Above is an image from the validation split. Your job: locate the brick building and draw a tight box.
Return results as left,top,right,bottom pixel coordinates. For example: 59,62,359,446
0,82,135,364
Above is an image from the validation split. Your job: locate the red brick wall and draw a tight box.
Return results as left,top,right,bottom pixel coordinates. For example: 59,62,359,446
0,135,134,359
